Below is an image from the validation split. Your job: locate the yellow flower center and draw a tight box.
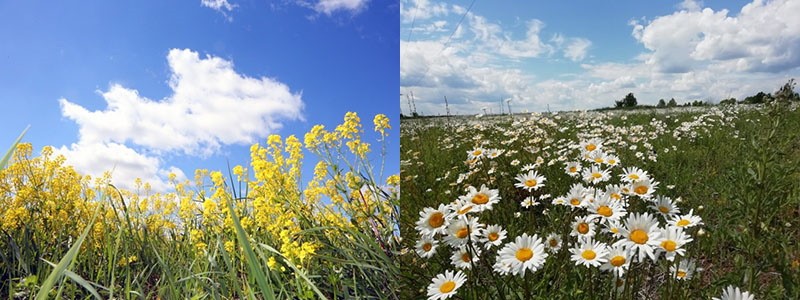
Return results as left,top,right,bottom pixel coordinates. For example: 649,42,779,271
581,249,596,260
428,212,445,228
677,219,690,227
611,193,621,200
630,229,649,244
525,179,538,187
634,185,648,195
609,159,617,165
472,150,482,156
457,205,473,215
610,255,626,267
516,248,534,262
658,206,669,213
592,172,602,179
440,281,456,293
422,243,432,252
577,223,590,234
488,232,499,241
594,158,604,163
597,206,613,217
586,144,596,151
570,198,581,206
569,166,577,173
456,227,469,239
472,193,489,205
549,238,559,247
628,174,640,180
676,270,687,279
461,253,471,262
611,227,619,234
661,240,677,252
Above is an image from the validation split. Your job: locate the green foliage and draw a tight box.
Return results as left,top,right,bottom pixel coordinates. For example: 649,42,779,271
615,93,638,108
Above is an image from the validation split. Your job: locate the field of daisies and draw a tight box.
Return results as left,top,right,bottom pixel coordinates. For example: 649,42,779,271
399,102,800,299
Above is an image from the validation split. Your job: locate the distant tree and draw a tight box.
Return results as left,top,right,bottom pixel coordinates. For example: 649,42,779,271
657,99,666,107
667,98,677,107
743,91,772,104
615,93,638,108
720,98,737,105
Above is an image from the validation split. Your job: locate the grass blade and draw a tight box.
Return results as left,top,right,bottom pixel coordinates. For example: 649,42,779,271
1,125,30,169
35,200,102,300
225,197,276,300
42,259,104,300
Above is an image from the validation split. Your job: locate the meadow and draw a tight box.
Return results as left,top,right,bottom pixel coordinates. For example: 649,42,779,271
398,102,800,299
0,112,401,299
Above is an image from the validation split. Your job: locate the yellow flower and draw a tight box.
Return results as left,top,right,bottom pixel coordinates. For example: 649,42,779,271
373,114,391,135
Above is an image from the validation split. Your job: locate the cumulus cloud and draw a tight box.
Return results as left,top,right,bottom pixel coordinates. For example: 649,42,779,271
633,0,800,73
564,38,591,61
57,48,304,191
401,0,450,23
313,0,369,15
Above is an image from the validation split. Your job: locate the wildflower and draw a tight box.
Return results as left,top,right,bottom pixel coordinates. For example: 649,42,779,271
564,161,582,177
495,233,548,276
570,238,609,268
603,220,625,238
600,245,630,277
650,195,680,217
426,270,467,300
544,233,563,253
712,285,755,300
615,212,664,262
604,153,620,166
415,236,439,259
570,215,596,239
467,147,485,161
658,226,693,261
449,199,476,219
671,259,699,280
513,170,546,192
458,185,501,213
620,167,649,183
583,165,611,185
415,204,451,237
520,196,539,208
479,224,507,249
629,178,658,199
451,246,481,269
443,217,484,247
587,194,627,224
373,114,390,135
580,138,603,153
668,209,704,228
565,184,587,209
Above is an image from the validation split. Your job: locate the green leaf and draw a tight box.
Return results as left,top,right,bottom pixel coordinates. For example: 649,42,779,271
1,125,30,169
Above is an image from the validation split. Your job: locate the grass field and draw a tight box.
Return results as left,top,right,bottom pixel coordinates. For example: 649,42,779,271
398,102,800,299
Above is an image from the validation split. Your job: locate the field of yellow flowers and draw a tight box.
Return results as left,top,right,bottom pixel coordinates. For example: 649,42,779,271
399,103,800,299
0,112,400,299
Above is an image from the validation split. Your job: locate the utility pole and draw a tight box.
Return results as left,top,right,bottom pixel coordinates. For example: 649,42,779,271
410,90,418,115
404,93,413,116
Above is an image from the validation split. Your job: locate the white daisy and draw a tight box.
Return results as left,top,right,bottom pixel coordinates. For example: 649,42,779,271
605,184,626,203
458,184,501,212
657,226,693,261
629,179,658,199
583,165,611,185
670,259,699,280
467,147,485,161
564,161,582,177
667,209,704,228
443,217,485,247
615,212,664,262
602,219,625,238
649,195,680,217
620,167,649,183
479,224,507,249
415,236,439,259
570,215,597,239
600,244,630,277
495,233,548,277
570,238,609,268
520,196,539,208
514,170,546,192
451,246,481,269
587,193,627,224
426,270,467,300
604,153,620,167
565,184,588,209
415,204,451,237
544,233,563,253
712,285,755,300
580,138,604,153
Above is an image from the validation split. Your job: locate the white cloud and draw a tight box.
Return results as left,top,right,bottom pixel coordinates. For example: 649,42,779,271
201,0,236,20
57,48,304,191
564,38,591,61
298,0,369,16
677,0,703,12
634,0,800,73
401,0,450,23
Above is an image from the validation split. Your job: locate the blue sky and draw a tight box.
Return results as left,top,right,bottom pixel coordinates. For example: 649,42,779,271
400,0,800,115
1,0,399,191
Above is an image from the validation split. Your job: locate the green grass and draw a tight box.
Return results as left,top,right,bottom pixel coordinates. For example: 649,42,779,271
399,103,800,299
